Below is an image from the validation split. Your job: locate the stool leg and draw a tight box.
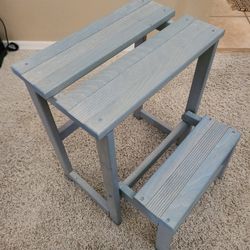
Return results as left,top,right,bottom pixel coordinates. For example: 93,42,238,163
96,131,122,225
178,42,219,144
25,83,73,175
185,42,218,114
156,222,174,250
134,36,147,119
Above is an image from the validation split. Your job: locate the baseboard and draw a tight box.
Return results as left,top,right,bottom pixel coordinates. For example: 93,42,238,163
217,48,250,52
3,40,55,50
3,40,134,51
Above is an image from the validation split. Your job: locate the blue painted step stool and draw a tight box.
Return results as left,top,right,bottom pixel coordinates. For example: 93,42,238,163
12,1,240,249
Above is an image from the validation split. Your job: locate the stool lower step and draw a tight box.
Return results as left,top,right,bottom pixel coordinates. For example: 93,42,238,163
122,116,240,250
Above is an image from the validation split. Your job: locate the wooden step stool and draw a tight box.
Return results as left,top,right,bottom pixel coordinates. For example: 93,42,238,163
12,1,240,249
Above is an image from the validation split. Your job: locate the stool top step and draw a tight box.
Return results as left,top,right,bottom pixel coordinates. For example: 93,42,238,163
51,16,224,139
134,116,240,231
12,0,174,99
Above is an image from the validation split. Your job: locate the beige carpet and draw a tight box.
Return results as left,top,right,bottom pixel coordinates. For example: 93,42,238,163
227,0,250,12
0,50,249,250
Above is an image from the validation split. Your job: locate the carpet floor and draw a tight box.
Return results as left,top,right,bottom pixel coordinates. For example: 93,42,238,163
0,50,249,250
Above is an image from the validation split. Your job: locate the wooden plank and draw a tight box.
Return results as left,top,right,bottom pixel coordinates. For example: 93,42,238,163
53,17,224,139
12,0,152,75
52,16,195,110
160,128,240,231
16,2,174,99
134,116,215,204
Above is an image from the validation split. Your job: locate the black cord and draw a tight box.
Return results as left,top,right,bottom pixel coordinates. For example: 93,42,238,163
0,17,19,51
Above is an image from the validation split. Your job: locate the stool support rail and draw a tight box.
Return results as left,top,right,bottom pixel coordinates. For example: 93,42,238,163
134,109,172,134
68,171,109,213
182,111,202,126
124,120,189,187
58,120,79,140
